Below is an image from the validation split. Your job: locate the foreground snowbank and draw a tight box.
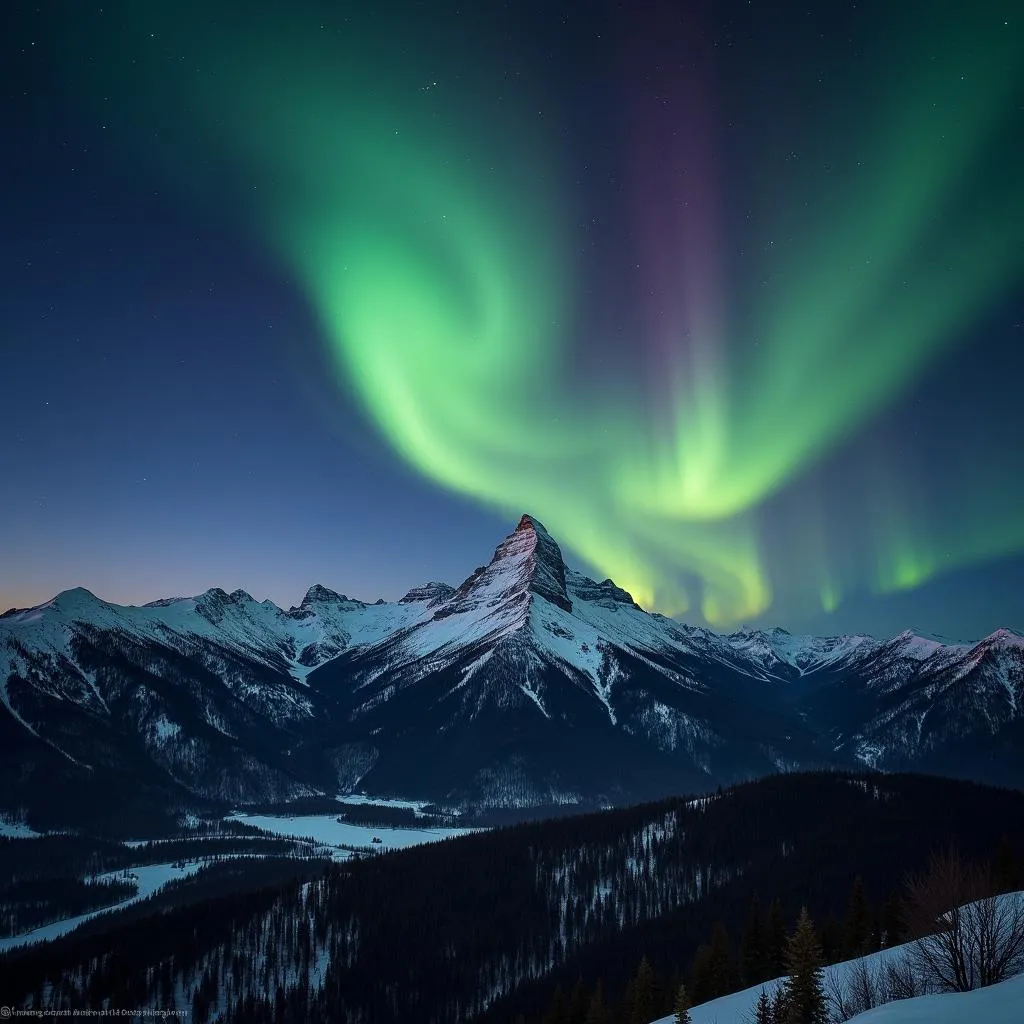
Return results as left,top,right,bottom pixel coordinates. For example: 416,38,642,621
845,970,1024,1022
655,968,1024,1024
652,889,1024,1024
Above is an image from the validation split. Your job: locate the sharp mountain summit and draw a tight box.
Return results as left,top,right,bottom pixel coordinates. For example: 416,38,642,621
2,515,1021,832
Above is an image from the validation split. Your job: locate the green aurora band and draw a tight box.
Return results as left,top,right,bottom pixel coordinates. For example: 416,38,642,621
76,4,1023,625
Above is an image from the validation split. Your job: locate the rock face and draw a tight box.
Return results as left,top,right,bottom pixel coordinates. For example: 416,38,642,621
1,514,1022,832
495,514,574,614
399,583,456,606
437,514,573,621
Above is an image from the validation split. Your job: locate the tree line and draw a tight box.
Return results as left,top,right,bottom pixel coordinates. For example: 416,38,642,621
523,836,1024,1024
1,772,1022,1024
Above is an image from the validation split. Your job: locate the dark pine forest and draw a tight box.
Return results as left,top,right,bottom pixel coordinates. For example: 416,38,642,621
1,772,1023,1024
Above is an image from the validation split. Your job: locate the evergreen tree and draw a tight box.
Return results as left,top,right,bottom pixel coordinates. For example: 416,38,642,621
754,989,773,1024
629,955,657,1024
842,875,871,959
689,942,714,1005
767,899,788,977
673,983,692,1024
585,981,609,1024
707,921,737,997
568,977,588,1024
690,921,737,1004
544,984,567,1024
819,914,842,964
783,907,827,1024
771,986,791,1024
741,893,768,985
994,835,1020,893
880,891,904,949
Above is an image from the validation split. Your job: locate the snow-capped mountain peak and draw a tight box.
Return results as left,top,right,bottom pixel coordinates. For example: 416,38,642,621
1,514,1022,826
299,584,351,607
477,513,573,614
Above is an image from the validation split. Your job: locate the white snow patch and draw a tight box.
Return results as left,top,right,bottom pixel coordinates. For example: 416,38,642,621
519,681,551,718
0,818,41,839
150,714,181,743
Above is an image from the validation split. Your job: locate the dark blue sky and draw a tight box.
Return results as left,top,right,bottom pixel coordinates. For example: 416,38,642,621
2,1,1021,641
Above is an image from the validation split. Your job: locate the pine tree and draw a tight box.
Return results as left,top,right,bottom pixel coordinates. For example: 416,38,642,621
544,984,567,1024
568,976,588,1024
630,955,657,1024
994,835,1019,893
767,899,788,977
741,893,768,985
689,942,714,1005
673,983,692,1024
708,921,736,997
771,986,791,1024
820,914,842,964
783,907,827,1024
843,875,871,959
754,989,773,1024
880,891,903,949
585,980,609,1024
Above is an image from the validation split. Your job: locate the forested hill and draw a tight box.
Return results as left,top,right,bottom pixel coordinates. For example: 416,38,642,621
2,772,1023,1023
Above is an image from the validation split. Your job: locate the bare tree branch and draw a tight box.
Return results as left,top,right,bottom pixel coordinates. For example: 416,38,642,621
903,848,1024,992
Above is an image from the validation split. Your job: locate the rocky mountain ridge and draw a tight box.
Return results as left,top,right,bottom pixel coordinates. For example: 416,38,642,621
1,514,1021,831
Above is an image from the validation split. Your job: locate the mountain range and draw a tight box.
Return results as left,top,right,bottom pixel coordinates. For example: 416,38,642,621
2,514,1021,832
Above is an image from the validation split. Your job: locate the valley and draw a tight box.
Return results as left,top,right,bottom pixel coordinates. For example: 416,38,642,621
1,517,1021,1023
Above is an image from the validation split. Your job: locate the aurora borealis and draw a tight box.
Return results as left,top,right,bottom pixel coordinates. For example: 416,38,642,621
2,0,1022,638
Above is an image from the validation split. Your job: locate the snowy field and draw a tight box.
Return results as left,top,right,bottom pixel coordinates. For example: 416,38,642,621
652,890,1024,1024
226,812,481,855
0,860,205,952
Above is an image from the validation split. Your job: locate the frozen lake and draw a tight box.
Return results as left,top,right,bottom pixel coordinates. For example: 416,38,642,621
227,812,480,854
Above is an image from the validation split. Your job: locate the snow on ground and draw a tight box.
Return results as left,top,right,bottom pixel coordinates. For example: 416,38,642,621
0,860,205,952
845,971,1024,1023
334,793,452,817
0,819,42,839
226,812,480,855
652,889,1024,1024
0,583,432,690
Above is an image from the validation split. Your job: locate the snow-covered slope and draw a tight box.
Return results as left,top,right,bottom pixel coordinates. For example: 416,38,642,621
652,891,1024,1024
800,627,1024,778
727,626,877,676
304,516,827,804
654,968,1024,1024
0,581,426,686
843,975,1024,1023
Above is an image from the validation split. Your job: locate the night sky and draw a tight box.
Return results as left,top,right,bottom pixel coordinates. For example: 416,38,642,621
2,0,1022,641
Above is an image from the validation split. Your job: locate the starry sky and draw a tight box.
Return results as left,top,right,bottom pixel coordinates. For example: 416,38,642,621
2,0,1022,641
